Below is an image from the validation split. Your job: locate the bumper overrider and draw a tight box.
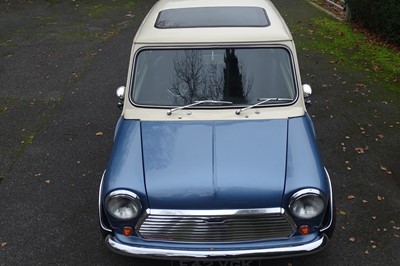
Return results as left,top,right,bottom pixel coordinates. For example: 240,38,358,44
105,234,328,260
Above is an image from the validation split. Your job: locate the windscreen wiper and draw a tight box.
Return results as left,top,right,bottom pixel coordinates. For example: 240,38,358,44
235,97,293,115
167,100,233,115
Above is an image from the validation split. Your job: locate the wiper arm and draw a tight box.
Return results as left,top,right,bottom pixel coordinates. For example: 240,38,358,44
235,97,293,115
167,100,232,115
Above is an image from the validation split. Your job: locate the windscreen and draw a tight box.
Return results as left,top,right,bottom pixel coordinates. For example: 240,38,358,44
132,47,297,107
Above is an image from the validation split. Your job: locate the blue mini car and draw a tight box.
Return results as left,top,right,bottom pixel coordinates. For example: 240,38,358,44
98,0,335,261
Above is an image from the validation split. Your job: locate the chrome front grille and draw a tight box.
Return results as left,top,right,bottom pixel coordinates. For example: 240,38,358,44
136,208,296,243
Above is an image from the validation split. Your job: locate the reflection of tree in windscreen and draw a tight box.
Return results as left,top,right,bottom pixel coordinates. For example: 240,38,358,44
223,49,252,103
170,49,252,104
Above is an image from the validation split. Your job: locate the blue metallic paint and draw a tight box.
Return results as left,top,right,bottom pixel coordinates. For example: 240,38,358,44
284,116,330,228
141,120,288,209
101,119,148,226
284,116,329,202
101,115,331,234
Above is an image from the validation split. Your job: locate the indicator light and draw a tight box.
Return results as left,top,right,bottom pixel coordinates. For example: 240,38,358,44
122,226,134,236
299,225,310,235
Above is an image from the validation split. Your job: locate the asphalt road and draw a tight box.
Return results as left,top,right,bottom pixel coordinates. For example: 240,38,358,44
0,0,398,265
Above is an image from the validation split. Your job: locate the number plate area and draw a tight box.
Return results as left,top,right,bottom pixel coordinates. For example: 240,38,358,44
172,261,261,266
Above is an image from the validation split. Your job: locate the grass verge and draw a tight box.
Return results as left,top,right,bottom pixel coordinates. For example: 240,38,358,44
296,17,400,94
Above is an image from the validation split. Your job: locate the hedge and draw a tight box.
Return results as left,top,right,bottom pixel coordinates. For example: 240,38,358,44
346,0,400,42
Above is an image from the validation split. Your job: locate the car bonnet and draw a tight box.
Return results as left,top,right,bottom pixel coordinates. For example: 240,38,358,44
141,119,288,209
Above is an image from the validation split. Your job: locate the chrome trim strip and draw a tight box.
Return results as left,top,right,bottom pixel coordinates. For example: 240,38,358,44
290,188,324,200
106,190,141,200
98,170,112,233
320,167,334,233
128,45,300,110
105,234,328,259
105,190,142,220
146,207,283,217
135,208,297,243
288,188,326,218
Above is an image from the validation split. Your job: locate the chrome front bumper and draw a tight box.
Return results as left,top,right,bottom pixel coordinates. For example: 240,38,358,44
105,234,328,260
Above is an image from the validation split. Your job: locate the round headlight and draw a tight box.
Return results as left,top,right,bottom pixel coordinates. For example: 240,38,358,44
105,190,142,220
289,189,325,219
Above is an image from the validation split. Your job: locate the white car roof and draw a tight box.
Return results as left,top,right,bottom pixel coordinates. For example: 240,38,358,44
134,0,293,44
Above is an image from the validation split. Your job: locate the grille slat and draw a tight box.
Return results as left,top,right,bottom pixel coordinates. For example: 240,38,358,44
137,209,296,243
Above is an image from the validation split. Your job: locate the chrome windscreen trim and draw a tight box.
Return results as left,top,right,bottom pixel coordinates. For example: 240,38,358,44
128,45,300,109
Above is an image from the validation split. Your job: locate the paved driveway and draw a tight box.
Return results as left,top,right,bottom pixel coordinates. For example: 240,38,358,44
0,0,398,265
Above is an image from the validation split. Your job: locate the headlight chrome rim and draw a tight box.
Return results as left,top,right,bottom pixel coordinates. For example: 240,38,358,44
289,189,326,219
105,190,142,220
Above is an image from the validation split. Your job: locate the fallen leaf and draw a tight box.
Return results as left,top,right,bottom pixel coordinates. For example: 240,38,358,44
355,147,365,154
377,195,384,201
393,226,400,230
362,200,368,203
377,133,384,139
348,195,356,200
45,180,51,184
0,242,6,248
349,237,355,242
365,250,369,254
380,165,387,171
371,245,377,249
356,83,367,88
394,234,400,238
372,216,377,220
372,66,381,72
340,210,347,216
96,132,103,136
